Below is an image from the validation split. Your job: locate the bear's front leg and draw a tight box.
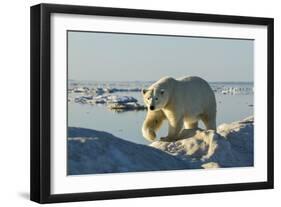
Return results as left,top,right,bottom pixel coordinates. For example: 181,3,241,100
160,116,184,142
142,127,157,142
142,110,166,142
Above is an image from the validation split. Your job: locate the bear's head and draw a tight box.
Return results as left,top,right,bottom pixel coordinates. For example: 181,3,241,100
142,87,169,111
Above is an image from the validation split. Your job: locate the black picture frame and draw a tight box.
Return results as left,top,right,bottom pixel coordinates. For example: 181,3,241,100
30,3,274,204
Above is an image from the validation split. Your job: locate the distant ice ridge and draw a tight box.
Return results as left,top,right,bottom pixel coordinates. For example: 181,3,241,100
214,86,253,95
69,86,142,95
72,94,146,111
69,85,146,111
69,86,253,96
68,82,253,111
68,81,253,96
74,95,137,104
68,116,254,175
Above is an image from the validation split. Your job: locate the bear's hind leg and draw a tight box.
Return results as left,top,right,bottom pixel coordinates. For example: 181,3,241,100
201,113,216,130
184,120,198,129
161,116,184,141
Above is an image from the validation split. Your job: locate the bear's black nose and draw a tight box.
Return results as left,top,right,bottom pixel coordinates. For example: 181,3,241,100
150,105,155,110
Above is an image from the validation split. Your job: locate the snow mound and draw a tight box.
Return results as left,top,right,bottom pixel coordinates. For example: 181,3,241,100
68,128,188,175
68,116,254,175
150,116,254,168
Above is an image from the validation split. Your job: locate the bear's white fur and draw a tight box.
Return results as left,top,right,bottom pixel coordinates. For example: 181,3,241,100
142,76,216,142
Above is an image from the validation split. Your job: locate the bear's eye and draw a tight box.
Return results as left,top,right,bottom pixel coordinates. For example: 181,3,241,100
155,97,158,101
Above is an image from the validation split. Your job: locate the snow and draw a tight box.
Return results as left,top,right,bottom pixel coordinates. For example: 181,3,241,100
150,116,254,168
68,128,188,175
72,87,89,93
68,116,254,175
107,102,146,111
106,95,138,104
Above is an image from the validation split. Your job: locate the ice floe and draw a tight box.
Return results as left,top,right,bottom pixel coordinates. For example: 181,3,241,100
73,94,146,111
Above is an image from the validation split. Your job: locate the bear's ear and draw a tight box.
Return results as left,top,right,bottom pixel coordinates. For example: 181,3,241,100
142,89,148,95
160,89,165,95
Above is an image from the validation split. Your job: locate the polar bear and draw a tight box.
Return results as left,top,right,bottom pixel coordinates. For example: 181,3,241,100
141,76,216,142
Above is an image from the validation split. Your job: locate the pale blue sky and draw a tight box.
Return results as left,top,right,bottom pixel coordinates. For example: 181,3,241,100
68,31,253,82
